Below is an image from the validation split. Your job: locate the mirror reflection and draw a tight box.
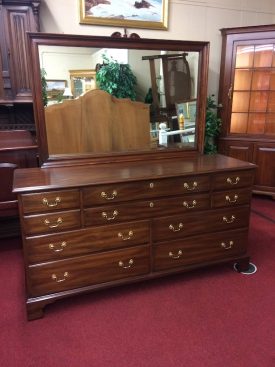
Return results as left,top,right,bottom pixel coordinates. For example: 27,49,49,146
39,45,199,156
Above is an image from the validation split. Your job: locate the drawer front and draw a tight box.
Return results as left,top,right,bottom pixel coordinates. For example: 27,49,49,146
27,245,150,297
212,170,254,190
153,229,248,271
152,206,250,242
25,220,150,263
21,190,80,214
211,188,252,208
82,176,210,205
84,194,210,226
23,210,81,235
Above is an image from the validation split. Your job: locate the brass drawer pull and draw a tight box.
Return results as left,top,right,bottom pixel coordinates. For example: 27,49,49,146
149,182,154,188
44,217,63,228
51,271,69,283
101,190,117,200
102,210,118,220
223,215,235,224
184,181,198,191
221,241,234,250
42,197,61,207
226,177,240,185
226,194,238,203
183,200,197,209
118,258,134,269
169,250,183,259
169,223,183,232
49,241,67,252
118,230,133,241
149,202,154,208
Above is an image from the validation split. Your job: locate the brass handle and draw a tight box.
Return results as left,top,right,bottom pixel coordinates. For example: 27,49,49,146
226,194,238,203
183,200,197,209
221,241,234,250
49,241,67,252
184,182,198,191
169,250,183,259
51,271,69,283
169,223,183,232
42,197,61,207
118,230,133,241
226,177,240,185
102,210,118,220
44,217,63,228
223,215,235,224
118,259,134,269
101,190,117,200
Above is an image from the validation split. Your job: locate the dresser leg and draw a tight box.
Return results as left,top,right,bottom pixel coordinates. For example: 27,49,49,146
234,256,250,272
26,302,46,320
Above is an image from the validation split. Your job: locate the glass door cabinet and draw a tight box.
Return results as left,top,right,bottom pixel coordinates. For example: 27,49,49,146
218,25,275,198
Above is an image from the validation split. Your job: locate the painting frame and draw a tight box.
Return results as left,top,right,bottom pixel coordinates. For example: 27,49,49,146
79,0,168,30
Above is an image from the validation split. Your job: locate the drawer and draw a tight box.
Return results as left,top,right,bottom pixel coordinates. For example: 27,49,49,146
212,170,254,190
21,190,80,214
82,176,210,205
211,188,252,208
152,206,250,242
23,210,81,235
84,194,210,226
153,229,248,271
25,220,150,263
27,245,150,297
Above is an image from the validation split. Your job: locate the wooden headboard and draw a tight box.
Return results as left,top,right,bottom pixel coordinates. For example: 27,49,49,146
45,89,150,155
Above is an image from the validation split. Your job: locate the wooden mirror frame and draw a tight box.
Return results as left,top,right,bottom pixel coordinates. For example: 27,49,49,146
28,33,209,168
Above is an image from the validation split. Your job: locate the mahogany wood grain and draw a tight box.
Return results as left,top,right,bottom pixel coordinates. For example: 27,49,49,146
153,229,247,271
27,245,150,297
152,206,250,242
211,188,252,208
212,170,254,190
25,220,150,263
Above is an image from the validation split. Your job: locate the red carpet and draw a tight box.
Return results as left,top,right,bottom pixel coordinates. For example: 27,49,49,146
0,197,275,367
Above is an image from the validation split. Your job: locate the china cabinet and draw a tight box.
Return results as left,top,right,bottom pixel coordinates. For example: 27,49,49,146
12,33,256,320
0,0,40,130
218,25,275,198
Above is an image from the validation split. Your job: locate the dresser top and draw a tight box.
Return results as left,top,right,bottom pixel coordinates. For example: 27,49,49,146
13,154,256,193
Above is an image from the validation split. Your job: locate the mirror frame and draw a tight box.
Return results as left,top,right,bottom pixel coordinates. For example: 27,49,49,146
28,33,209,167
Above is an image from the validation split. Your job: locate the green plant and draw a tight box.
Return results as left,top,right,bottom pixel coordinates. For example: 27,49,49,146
96,54,137,100
41,68,48,106
204,95,222,154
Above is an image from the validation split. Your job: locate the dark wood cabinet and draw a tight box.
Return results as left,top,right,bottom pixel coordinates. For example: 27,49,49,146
0,130,37,237
218,25,275,199
0,0,40,130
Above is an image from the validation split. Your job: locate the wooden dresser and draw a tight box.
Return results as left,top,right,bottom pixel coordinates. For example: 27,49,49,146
13,154,255,320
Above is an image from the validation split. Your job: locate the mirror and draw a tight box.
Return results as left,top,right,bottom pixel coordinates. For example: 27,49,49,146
29,34,209,166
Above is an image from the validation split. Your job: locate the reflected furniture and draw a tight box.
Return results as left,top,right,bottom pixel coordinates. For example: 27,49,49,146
218,25,275,199
0,0,40,131
0,130,37,238
12,33,256,320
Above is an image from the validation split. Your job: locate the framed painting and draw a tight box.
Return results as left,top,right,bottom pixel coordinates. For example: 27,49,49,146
79,0,168,30
46,80,67,101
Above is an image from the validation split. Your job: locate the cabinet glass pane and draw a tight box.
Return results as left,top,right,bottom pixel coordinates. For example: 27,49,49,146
234,70,252,90
235,46,254,68
269,71,275,90
250,91,268,112
251,71,270,90
254,44,273,67
232,92,250,112
267,91,275,112
247,113,265,134
266,114,275,134
230,113,248,133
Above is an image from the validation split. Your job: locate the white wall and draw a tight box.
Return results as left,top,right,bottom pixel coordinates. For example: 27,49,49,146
40,0,275,99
